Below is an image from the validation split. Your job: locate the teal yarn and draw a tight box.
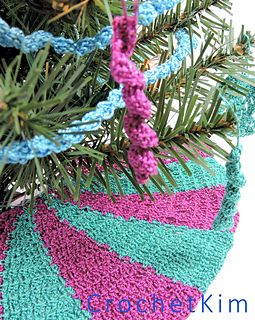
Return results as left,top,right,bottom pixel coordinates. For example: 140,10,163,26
0,1,250,317
0,155,244,319
48,197,234,292
223,75,255,137
213,145,246,231
1,210,91,320
89,157,227,195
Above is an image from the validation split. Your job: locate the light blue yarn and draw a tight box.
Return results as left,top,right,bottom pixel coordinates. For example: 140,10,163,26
0,0,182,55
0,18,113,55
138,0,182,25
0,29,198,165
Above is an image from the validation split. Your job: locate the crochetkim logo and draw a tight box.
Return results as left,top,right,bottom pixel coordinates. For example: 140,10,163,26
85,294,248,315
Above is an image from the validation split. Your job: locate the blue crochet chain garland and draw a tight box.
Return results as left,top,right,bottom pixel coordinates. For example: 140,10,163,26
0,0,199,164
0,0,183,55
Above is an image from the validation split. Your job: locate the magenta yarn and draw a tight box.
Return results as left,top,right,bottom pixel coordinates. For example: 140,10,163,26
110,5,159,184
34,201,202,319
0,154,240,319
60,185,239,232
124,115,158,148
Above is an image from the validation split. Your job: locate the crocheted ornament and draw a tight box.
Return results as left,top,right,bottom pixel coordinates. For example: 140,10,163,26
111,0,158,183
0,149,244,319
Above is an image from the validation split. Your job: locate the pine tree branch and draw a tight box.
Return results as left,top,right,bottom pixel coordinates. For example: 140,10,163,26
1,0,255,209
137,0,231,49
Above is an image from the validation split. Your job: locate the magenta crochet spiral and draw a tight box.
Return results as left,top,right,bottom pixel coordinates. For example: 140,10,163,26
110,1,159,184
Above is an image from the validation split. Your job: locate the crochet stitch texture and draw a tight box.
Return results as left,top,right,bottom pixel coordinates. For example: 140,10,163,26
110,5,158,183
223,76,255,137
0,29,197,165
0,0,198,165
0,149,243,319
0,1,183,55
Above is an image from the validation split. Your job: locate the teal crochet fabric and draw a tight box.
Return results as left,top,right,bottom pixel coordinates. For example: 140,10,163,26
48,197,234,292
90,157,227,195
1,211,90,320
223,76,255,137
0,152,243,319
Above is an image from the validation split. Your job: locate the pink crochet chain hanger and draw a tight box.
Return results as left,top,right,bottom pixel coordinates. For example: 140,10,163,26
111,0,159,184
121,0,139,19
